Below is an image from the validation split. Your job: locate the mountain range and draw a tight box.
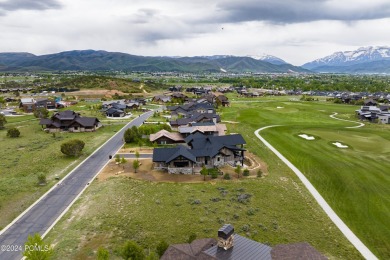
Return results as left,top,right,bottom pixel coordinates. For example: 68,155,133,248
302,46,390,73
1,46,390,74
0,50,306,74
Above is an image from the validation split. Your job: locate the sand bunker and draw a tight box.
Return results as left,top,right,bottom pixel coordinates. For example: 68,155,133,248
332,142,348,148
298,134,315,140
277,106,284,109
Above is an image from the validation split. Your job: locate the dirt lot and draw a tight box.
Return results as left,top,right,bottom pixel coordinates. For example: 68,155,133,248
97,151,268,183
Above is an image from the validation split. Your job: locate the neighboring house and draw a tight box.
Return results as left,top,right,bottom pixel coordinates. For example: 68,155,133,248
355,106,381,122
39,110,100,133
178,122,227,137
149,130,185,144
152,95,172,103
105,107,125,117
168,102,215,116
35,98,56,109
153,133,245,174
364,98,377,106
216,95,230,106
171,92,188,100
169,85,182,92
378,113,390,124
20,98,57,112
169,113,220,130
162,224,327,260
19,98,36,112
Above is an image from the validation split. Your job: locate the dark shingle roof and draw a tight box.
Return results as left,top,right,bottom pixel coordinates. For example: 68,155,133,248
161,238,217,260
74,117,99,127
271,242,328,260
153,146,196,163
201,234,272,260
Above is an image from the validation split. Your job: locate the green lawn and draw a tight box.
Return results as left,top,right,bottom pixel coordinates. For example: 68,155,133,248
223,96,390,259
0,116,125,229
43,96,380,259
46,177,360,259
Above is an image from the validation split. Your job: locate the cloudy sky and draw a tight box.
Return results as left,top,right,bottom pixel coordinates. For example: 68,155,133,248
1,0,390,65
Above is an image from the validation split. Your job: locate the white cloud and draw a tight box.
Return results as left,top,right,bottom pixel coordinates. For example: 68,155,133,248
0,0,389,65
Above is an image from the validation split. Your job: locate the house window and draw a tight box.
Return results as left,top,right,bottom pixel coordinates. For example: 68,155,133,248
160,141,167,145
217,157,220,162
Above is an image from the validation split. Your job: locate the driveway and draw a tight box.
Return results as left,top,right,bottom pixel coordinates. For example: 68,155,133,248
0,111,153,260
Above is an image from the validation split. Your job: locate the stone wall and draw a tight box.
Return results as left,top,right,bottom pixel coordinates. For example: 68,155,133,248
168,167,193,174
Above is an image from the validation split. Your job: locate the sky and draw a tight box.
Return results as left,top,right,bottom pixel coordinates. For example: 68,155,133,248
1,0,390,65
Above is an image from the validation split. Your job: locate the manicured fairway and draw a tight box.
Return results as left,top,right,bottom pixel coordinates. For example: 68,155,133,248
223,96,390,259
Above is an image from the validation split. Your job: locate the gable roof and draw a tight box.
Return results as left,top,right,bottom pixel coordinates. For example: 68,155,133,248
161,238,217,260
153,146,197,163
271,242,327,260
149,130,184,142
200,234,272,260
74,117,100,127
53,110,78,120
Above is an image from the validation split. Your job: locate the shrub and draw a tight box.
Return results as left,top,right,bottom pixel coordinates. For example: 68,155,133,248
241,224,250,232
156,240,169,257
257,169,263,178
210,170,219,179
120,240,145,260
187,233,197,243
23,233,53,260
60,139,85,156
243,169,250,176
33,107,49,119
37,173,47,185
7,127,20,138
97,247,109,260
0,114,6,130
223,173,231,180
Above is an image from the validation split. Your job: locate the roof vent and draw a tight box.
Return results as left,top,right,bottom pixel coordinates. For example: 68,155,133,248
217,224,234,250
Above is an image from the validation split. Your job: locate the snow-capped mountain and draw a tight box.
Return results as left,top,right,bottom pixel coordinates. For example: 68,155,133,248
302,46,390,70
247,54,287,65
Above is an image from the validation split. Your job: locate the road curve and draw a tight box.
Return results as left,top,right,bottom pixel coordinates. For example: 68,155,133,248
254,126,377,260
0,111,153,260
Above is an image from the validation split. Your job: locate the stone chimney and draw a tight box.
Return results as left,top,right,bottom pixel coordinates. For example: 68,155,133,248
217,224,234,250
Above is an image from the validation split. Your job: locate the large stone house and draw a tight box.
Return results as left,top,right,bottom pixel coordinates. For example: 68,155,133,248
152,133,246,174
39,110,100,133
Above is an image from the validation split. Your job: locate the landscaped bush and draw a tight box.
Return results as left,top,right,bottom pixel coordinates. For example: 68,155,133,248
223,173,231,180
243,169,250,176
156,240,169,257
120,240,145,260
37,173,47,185
60,139,85,157
7,127,20,138
257,169,263,178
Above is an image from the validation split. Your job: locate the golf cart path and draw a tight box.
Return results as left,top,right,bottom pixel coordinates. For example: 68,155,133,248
330,112,365,128
254,126,377,260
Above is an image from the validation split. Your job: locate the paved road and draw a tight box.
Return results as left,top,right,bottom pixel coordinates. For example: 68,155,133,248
254,126,377,260
0,111,153,260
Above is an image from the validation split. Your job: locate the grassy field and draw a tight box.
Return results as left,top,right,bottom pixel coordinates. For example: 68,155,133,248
221,96,390,258
0,115,126,229
43,96,383,259
46,176,360,259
